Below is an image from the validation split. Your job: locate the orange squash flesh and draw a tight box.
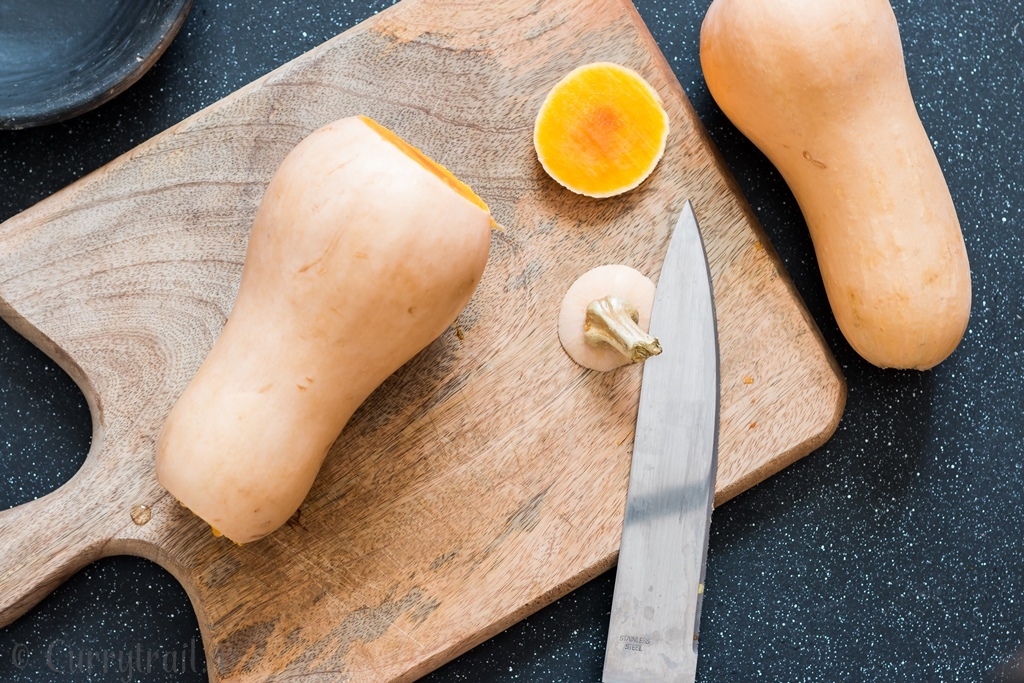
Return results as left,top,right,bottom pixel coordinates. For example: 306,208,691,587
358,115,492,220
533,63,669,198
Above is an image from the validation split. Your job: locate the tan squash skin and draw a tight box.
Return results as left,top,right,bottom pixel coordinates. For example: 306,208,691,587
701,0,971,369
156,117,492,543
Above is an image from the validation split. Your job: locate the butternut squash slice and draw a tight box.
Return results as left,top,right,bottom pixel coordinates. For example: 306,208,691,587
534,62,669,198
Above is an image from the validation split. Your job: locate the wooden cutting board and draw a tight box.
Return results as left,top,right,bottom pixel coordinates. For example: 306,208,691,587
0,0,845,680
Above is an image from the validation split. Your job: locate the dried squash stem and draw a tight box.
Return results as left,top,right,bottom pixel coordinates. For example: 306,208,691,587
584,296,662,363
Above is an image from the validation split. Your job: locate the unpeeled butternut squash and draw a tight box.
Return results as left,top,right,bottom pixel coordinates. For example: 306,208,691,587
701,0,971,369
156,116,492,543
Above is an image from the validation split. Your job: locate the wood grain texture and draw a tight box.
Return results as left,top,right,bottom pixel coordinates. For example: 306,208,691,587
0,0,845,680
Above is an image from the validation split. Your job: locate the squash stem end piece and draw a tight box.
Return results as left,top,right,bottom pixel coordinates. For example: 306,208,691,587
584,296,662,364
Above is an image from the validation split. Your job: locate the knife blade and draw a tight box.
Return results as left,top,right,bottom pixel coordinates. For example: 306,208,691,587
602,200,719,683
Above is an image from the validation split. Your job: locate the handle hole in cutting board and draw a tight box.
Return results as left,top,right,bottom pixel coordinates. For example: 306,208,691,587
0,556,206,682
0,319,91,512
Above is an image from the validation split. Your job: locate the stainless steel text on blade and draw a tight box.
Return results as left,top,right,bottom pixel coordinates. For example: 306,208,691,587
602,201,719,683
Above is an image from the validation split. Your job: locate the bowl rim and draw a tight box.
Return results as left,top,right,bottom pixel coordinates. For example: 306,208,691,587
0,0,194,130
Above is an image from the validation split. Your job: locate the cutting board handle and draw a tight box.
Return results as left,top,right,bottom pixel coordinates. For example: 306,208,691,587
0,461,111,627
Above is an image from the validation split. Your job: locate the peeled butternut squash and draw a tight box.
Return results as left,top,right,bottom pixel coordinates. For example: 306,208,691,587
156,116,492,543
701,0,971,369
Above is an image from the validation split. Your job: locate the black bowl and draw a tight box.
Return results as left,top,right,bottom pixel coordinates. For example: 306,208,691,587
0,0,193,129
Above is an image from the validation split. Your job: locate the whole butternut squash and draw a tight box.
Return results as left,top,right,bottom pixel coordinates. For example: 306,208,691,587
700,0,971,369
156,116,492,543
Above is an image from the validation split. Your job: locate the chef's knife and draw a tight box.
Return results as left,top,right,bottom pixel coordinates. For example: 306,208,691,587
603,200,719,683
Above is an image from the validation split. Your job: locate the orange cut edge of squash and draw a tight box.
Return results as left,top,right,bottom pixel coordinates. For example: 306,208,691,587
533,62,669,198
357,115,496,227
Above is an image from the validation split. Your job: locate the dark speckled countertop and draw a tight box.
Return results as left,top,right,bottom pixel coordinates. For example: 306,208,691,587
1,1,1022,681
